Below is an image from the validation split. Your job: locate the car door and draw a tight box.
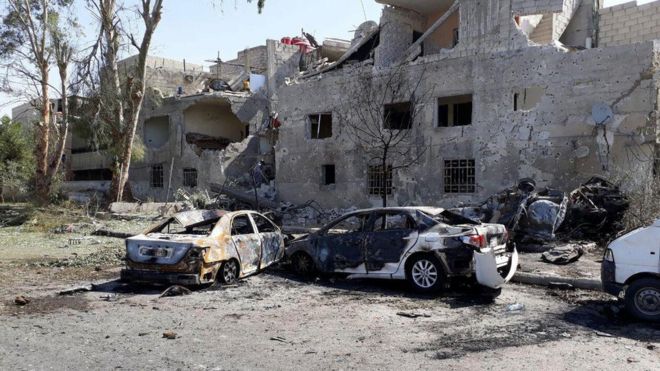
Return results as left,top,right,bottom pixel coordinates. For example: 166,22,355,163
250,212,284,269
313,213,370,273
364,211,419,273
230,213,262,275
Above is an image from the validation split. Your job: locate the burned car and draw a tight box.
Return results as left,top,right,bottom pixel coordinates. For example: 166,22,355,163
286,207,518,293
121,210,284,286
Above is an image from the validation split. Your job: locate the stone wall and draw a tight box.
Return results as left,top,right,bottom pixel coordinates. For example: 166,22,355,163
599,1,660,47
512,0,565,15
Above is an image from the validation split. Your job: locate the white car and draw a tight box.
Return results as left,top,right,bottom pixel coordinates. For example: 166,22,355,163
602,219,660,321
286,207,518,295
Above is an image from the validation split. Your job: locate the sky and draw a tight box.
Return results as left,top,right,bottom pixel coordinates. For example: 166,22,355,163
0,0,657,118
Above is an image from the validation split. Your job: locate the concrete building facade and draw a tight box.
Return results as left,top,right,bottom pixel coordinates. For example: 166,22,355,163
273,0,660,209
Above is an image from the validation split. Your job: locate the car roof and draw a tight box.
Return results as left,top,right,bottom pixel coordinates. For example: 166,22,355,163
347,207,445,215
173,209,228,228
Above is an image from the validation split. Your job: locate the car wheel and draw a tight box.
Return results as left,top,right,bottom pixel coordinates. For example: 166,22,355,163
406,255,444,293
625,278,660,321
219,259,239,284
292,252,316,278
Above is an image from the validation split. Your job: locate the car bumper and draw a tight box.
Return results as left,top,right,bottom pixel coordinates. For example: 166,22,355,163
120,268,201,286
601,260,623,297
473,247,518,289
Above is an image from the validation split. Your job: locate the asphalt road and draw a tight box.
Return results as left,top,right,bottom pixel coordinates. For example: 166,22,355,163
1,267,659,371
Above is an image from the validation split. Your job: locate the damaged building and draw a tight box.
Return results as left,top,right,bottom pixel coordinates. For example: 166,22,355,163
273,0,660,209
9,0,660,210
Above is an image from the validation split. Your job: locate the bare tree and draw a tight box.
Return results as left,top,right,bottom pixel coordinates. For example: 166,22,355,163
336,66,432,207
0,0,76,203
79,0,164,202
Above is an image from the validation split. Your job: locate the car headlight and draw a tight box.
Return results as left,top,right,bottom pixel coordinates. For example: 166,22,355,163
603,249,614,262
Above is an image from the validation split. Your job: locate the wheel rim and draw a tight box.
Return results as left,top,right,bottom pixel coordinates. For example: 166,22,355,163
296,254,312,274
223,260,238,283
635,287,660,316
412,259,438,288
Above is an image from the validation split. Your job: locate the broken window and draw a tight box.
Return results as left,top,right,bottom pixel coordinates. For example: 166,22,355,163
231,215,255,235
513,86,544,111
144,116,170,149
183,168,198,188
437,95,472,127
372,212,416,232
326,214,369,235
252,214,278,233
151,164,164,188
309,113,332,139
384,102,412,130
368,165,393,196
444,159,476,193
322,164,336,185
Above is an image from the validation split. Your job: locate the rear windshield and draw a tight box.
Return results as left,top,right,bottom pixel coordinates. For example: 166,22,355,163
418,210,480,228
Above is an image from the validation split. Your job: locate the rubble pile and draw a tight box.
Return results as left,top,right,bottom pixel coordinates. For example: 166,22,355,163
451,177,629,247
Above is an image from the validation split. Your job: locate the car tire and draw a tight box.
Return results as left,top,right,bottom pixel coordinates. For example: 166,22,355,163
291,252,316,278
624,278,660,322
406,254,444,293
219,259,239,284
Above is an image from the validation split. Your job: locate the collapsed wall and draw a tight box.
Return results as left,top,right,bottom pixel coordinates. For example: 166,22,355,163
130,93,270,201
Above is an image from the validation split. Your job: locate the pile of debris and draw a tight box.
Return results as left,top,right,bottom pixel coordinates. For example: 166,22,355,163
451,176,629,248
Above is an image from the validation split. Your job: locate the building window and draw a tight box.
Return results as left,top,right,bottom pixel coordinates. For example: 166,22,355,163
444,159,475,193
322,164,336,185
183,168,198,188
368,165,393,196
310,113,332,139
151,164,164,188
438,95,472,127
384,102,412,130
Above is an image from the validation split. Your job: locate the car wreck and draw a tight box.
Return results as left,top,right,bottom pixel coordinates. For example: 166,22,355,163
121,209,284,285
285,207,518,294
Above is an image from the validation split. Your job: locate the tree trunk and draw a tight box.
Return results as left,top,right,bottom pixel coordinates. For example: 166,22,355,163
108,0,162,202
47,68,69,182
382,150,388,208
35,65,51,203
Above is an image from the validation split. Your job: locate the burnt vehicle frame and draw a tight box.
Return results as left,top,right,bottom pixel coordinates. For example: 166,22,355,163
285,207,517,293
121,209,284,286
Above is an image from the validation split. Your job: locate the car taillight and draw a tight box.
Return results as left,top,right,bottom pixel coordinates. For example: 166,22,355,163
461,234,487,249
503,228,509,242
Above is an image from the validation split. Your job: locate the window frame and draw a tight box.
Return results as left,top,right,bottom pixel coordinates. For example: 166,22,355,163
231,214,256,236
437,95,473,128
443,159,476,194
322,164,336,186
182,168,198,188
151,164,164,188
383,102,413,130
309,113,333,139
367,165,393,196
251,213,279,233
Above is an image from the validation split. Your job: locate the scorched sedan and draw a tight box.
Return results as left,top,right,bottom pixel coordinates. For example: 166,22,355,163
286,207,518,293
121,209,284,286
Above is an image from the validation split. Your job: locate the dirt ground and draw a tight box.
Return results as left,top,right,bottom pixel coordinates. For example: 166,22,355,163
0,204,658,370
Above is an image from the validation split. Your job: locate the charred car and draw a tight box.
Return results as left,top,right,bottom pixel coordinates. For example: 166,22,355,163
286,207,518,293
121,210,284,286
